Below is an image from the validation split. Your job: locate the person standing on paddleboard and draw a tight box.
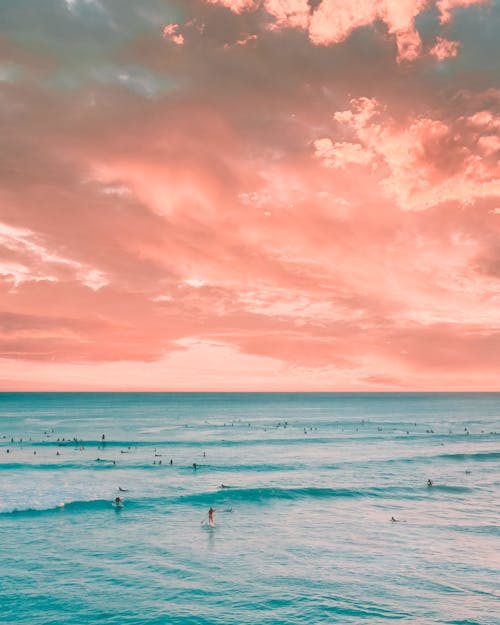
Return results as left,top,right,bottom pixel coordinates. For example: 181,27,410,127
208,507,216,526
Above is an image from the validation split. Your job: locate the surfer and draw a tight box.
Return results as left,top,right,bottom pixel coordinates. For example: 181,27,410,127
118,487,128,492
208,507,216,527
390,516,399,522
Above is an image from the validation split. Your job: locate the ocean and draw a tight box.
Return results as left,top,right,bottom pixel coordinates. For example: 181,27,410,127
0,392,498,624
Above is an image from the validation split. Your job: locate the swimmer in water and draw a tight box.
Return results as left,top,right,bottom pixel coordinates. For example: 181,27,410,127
208,507,216,527
118,487,128,492
114,496,123,507
427,479,433,487
390,516,399,522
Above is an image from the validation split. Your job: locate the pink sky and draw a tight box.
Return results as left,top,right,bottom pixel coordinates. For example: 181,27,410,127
1,0,499,390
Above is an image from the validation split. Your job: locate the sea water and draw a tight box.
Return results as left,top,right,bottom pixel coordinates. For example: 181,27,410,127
0,392,498,625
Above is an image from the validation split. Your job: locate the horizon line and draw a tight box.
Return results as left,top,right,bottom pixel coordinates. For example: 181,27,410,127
2,389,500,394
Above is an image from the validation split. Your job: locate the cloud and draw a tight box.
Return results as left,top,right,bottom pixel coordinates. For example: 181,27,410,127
436,0,490,24
162,23,185,45
315,95,500,211
202,0,491,61
263,0,311,29
205,0,257,12
308,0,427,62
429,36,460,60
312,138,375,169
0,222,108,290
0,0,499,389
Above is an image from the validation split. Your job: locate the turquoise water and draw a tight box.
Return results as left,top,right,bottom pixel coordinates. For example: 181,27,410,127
0,392,499,624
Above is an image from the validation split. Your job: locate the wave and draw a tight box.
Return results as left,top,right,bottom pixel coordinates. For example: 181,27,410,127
26,438,338,448
0,488,367,518
7,430,498,453
1,448,498,474
437,451,500,462
347,450,500,466
0,461,306,473
0,462,119,471
2,498,114,517
0,488,367,517
177,486,373,505
0,480,475,517
429,484,472,493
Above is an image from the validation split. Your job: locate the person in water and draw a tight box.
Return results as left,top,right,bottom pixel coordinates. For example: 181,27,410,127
208,507,216,526
114,496,123,507
427,479,433,487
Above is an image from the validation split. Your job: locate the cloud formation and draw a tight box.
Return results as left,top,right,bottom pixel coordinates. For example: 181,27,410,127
315,94,500,211
0,0,499,389
203,0,491,61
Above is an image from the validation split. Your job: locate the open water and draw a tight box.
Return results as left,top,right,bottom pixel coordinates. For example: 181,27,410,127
0,392,499,624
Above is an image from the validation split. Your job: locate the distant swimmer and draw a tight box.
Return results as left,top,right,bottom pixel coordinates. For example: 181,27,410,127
219,484,231,489
118,487,128,492
427,479,434,487
208,507,216,527
113,496,123,508
391,516,399,522
193,463,197,470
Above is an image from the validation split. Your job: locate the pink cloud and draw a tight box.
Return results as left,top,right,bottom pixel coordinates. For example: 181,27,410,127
468,110,500,129
205,0,257,11
477,134,500,155
1,1,499,390
202,0,490,61
312,138,374,169
309,0,426,61
430,36,460,60
224,33,258,47
263,0,311,29
436,0,490,24
315,96,500,211
162,23,184,45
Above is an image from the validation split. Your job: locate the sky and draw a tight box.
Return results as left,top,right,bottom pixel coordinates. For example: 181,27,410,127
0,0,499,391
